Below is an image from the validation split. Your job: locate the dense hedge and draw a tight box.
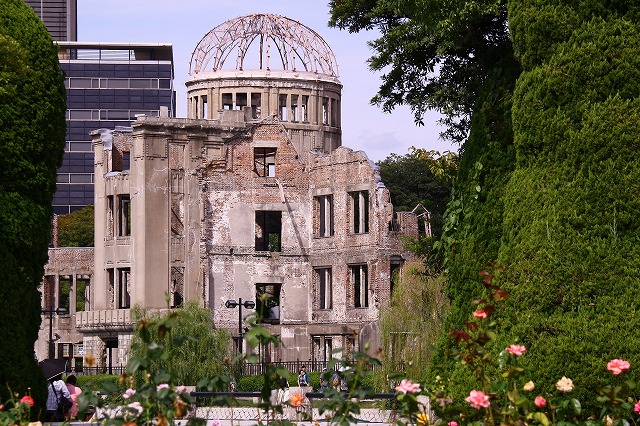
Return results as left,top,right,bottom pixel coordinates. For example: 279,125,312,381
430,51,521,393
0,0,66,413
496,3,640,413
436,1,640,416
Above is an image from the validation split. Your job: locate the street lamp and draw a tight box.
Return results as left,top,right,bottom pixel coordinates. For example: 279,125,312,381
42,289,68,359
42,307,67,359
225,298,255,355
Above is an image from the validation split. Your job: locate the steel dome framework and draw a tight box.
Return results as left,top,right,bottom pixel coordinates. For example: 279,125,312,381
189,13,339,77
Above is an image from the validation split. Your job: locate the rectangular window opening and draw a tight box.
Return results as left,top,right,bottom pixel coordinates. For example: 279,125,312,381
279,94,288,121
315,268,332,310
117,268,131,309
322,97,329,124
76,279,89,312
254,147,277,177
222,93,233,110
350,191,369,234
202,95,208,119
118,195,131,237
255,210,281,252
291,94,299,122
251,93,261,118
59,278,72,312
236,93,247,110
316,194,334,237
350,264,369,308
301,95,309,122
256,283,281,324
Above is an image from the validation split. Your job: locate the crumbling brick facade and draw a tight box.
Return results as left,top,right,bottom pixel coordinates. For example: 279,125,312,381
61,110,418,367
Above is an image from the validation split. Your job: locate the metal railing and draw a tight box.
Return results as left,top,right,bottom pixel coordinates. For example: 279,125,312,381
74,361,382,377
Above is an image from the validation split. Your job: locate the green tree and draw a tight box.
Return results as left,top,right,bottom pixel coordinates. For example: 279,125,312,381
490,2,640,414
435,2,640,416
129,302,231,386
57,205,95,247
377,149,454,237
329,0,513,142
378,262,447,389
0,0,66,410
378,149,457,273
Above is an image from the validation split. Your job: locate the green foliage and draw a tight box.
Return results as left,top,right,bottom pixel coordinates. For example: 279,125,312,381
378,262,447,388
237,375,266,392
377,149,454,238
329,0,514,142
129,302,231,387
436,1,640,418
0,0,66,413
76,374,118,395
57,205,95,247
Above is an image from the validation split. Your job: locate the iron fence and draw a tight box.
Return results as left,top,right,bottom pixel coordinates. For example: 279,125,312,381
73,361,382,377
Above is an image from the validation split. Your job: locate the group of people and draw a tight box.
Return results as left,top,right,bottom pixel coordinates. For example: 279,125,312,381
282,365,346,390
45,373,82,422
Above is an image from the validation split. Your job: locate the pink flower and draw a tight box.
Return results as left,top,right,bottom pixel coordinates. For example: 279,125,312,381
634,400,640,414
156,383,170,391
175,385,188,393
448,422,459,426
506,344,527,356
127,401,143,417
395,379,421,394
122,388,136,399
534,396,546,408
466,390,490,409
472,309,488,319
607,359,630,375
20,395,34,407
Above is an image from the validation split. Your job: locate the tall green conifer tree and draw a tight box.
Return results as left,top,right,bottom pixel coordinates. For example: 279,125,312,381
0,0,66,411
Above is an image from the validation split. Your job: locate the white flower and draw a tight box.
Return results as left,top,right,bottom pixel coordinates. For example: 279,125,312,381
523,381,535,392
556,376,574,393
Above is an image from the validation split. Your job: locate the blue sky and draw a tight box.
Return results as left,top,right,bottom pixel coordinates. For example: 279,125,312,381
77,1,456,162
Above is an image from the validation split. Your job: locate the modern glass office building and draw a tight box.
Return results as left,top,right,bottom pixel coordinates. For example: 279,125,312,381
24,0,77,41
55,43,175,214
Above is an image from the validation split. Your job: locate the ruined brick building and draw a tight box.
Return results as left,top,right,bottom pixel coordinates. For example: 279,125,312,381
37,14,420,372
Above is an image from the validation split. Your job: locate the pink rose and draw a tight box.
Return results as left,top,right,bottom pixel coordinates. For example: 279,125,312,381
395,379,421,394
156,383,170,391
20,395,34,407
466,390,490,409
448,422,459,426
506,344,526,356
122,388,136,399
534,396,546,408
607,359,630,375
472,309,488,319
634,400,640,414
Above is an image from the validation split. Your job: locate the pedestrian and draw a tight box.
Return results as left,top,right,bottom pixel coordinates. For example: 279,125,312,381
320,368,329,390
65,374,82,420
45,372,71,422
277,374,289,405
297,365,309,387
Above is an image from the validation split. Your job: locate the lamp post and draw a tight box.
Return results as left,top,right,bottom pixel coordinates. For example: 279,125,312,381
225,298,255,355
42,307,68,359
42,289,67,359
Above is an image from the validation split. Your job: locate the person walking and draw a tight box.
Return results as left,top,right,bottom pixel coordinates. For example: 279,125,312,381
65,374,83,420
297,365,309,387
45,372,71,422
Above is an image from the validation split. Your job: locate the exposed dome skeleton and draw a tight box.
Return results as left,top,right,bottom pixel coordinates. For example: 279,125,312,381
189,13,339,77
